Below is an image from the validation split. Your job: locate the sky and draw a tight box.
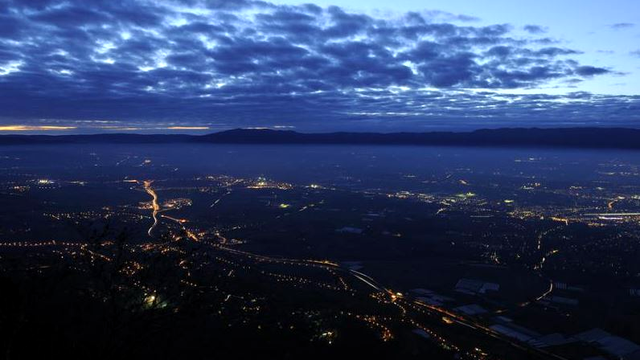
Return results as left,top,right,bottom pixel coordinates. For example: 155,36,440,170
0,0,638,134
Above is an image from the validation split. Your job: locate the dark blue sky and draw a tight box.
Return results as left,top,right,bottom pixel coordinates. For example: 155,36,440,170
0,0,638,134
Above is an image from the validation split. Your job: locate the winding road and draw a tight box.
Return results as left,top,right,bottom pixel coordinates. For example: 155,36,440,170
143,180,160,237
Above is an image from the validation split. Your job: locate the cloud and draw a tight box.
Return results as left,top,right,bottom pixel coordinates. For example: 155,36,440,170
3,91,639,132
421,10,480,23
523,25,547,34
574,66,611,76
610,22,635,30
165,126,210,130
0,0,630,131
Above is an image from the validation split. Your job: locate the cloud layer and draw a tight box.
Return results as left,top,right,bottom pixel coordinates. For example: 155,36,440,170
0,0,636,131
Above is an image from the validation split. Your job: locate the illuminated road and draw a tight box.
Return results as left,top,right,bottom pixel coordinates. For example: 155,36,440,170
349,269,387,292
143,180,160,237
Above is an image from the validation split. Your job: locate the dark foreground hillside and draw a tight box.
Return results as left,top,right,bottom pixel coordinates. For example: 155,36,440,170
0,229,455,360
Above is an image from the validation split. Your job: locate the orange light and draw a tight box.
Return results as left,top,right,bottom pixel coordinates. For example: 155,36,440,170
0,125,76,131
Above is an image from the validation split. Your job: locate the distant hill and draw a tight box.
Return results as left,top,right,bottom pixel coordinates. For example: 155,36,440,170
1,128,640,150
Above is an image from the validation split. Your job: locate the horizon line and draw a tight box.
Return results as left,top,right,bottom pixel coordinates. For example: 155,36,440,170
1,126,640,137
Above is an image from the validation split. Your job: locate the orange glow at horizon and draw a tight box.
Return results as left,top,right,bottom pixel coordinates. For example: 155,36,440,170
0,125,77,131
0,125,212,132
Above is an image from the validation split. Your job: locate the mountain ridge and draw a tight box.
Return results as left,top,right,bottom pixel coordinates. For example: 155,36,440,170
1,127,640,150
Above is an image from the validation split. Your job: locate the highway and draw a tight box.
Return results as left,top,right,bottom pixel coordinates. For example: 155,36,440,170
142,180,160,237
215,236,565,359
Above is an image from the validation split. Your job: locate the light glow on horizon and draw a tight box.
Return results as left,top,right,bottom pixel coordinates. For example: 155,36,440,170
0,125,77,131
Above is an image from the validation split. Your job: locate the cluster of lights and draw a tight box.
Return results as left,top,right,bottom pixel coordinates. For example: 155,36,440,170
0,241,83,247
